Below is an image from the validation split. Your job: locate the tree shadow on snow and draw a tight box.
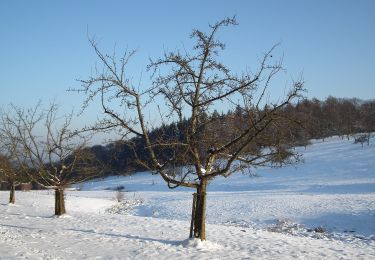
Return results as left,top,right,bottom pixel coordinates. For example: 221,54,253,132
300,210,375,238
301,182,375,194
3,212,62,219
64,228,182,246
0,223,41,230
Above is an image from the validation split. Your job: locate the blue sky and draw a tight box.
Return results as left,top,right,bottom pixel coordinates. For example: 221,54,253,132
0,0,374,138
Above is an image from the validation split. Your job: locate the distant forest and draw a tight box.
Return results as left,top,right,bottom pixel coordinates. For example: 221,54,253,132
87,96,375,177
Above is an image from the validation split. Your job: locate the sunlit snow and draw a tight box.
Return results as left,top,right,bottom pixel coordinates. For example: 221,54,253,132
0,135,374,259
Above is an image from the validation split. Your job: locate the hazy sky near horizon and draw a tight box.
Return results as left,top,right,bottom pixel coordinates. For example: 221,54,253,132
0,0,374,141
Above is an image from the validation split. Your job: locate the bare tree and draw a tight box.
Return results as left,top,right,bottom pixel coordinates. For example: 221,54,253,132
0,155,18,204
1,102,101,215
360,101,375,145
74,17,304,240
0,115,30,204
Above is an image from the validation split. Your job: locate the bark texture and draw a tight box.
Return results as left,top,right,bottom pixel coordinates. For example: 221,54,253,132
193,179,207,240
55,188,66,216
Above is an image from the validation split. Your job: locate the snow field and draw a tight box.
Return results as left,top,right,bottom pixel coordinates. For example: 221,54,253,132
0,135,374,259
1,192,374,259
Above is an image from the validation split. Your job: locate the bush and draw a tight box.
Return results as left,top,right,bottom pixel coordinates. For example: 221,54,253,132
354,134,369,147
314,226,325,233
115,185,125,191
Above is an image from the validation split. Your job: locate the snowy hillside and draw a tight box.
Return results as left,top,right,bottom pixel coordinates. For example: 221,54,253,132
1,135,374,259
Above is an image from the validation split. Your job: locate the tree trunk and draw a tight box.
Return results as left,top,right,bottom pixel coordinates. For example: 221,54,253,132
55,188,66,216
193,179,207,240
189,193,197,238
9,179,15,204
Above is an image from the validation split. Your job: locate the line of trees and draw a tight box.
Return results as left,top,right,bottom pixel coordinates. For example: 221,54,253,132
291,97,375,142
84,96,375,177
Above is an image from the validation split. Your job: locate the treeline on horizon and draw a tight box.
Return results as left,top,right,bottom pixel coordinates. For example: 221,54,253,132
87,96,375,177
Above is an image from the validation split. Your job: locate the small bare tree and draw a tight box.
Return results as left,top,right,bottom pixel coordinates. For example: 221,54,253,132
0,155,18,204
1,102,101,215
0,115,30,204
74,17,304,240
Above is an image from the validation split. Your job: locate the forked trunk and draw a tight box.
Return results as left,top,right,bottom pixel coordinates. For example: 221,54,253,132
9,179,15,204
55,188,66,216
193,179,208,240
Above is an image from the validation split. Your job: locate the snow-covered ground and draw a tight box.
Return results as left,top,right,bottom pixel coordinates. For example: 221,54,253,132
1,135,374,259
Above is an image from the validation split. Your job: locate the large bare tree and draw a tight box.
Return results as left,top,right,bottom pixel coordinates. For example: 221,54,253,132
74,17,304,240
1,102,101,215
